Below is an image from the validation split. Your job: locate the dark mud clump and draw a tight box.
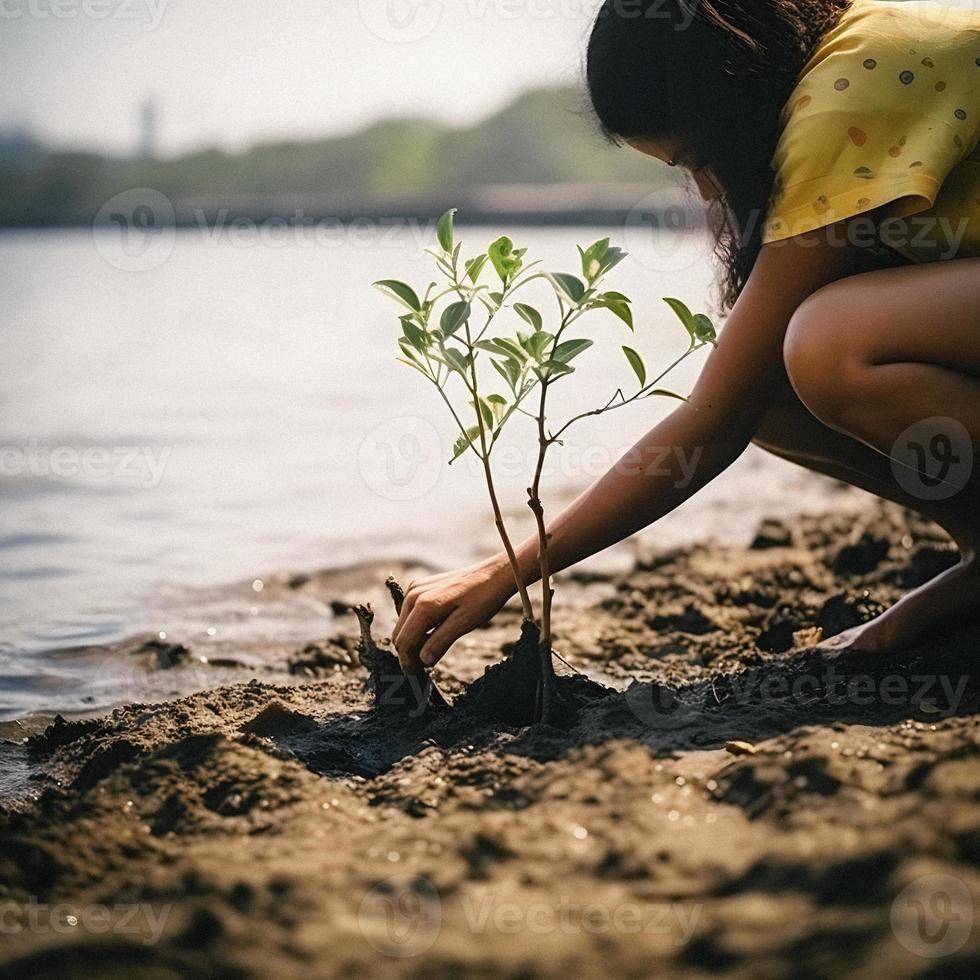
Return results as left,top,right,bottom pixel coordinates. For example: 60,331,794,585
353,577,612,733
452,620,612,729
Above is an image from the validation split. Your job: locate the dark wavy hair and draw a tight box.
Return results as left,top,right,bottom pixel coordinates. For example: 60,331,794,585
587,0,849,308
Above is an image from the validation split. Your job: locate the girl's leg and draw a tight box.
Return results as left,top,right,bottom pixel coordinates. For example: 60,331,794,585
757,258,980,651
754,400,979,551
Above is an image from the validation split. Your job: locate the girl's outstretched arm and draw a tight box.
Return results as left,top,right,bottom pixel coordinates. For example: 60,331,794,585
394,230,859,669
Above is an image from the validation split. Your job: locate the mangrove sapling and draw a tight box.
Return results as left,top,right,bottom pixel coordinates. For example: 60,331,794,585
374,210,716,724
524,268,717,722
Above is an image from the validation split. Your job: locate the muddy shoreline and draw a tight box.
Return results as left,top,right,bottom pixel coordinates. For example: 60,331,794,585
1,502,978,978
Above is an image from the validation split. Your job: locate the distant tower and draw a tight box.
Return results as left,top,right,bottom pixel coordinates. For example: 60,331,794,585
138,99,159,159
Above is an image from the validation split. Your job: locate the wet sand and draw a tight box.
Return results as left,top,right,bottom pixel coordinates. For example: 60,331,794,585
1,502,978,978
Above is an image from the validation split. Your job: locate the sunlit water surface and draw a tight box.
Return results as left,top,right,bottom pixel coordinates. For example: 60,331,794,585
0,226,844,719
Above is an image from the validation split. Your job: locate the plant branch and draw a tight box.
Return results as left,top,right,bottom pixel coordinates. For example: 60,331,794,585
463,311,535,623
550,341,707,441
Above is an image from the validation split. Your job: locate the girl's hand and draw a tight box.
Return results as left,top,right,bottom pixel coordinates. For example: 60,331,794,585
392,556,517,672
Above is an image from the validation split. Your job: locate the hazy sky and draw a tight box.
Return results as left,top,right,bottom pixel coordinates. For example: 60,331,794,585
1,0,603,156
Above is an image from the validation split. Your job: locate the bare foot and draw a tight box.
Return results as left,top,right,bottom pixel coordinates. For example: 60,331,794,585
818,555,980,656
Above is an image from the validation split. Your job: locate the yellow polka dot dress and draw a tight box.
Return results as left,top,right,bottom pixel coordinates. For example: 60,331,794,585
764,0,980,262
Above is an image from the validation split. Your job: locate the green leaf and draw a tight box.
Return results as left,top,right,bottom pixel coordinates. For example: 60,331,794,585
488,236,524,284
578,238,608,281
450,426,481,463
401,319,428,351
474,339,506,354
578,239,628,282
465,254,488,284
622,346,646,387
596,294,633,330
598,246,627,278
471,396,494,430
440,300,470,338
663,296,698,343
662,296,694,323
395,357,431,378
522,331,555,362
485,393,508,423
513,303,543,331
692,313,717,344
610,302,634,329
374,279,421,312
478,339,525,362
491,336,529,362
443,348,470,375
549,272,586,305
491,357,521,390
396,340,430,378
397,337,422,361
553,338,593,364
642,388,688,402
435,208,456,253
537,359,575,380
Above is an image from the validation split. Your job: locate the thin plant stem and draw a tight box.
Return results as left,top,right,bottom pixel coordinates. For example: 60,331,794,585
459,290,536,623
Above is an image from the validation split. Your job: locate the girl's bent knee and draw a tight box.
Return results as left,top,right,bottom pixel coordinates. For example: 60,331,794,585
783,296,861,429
